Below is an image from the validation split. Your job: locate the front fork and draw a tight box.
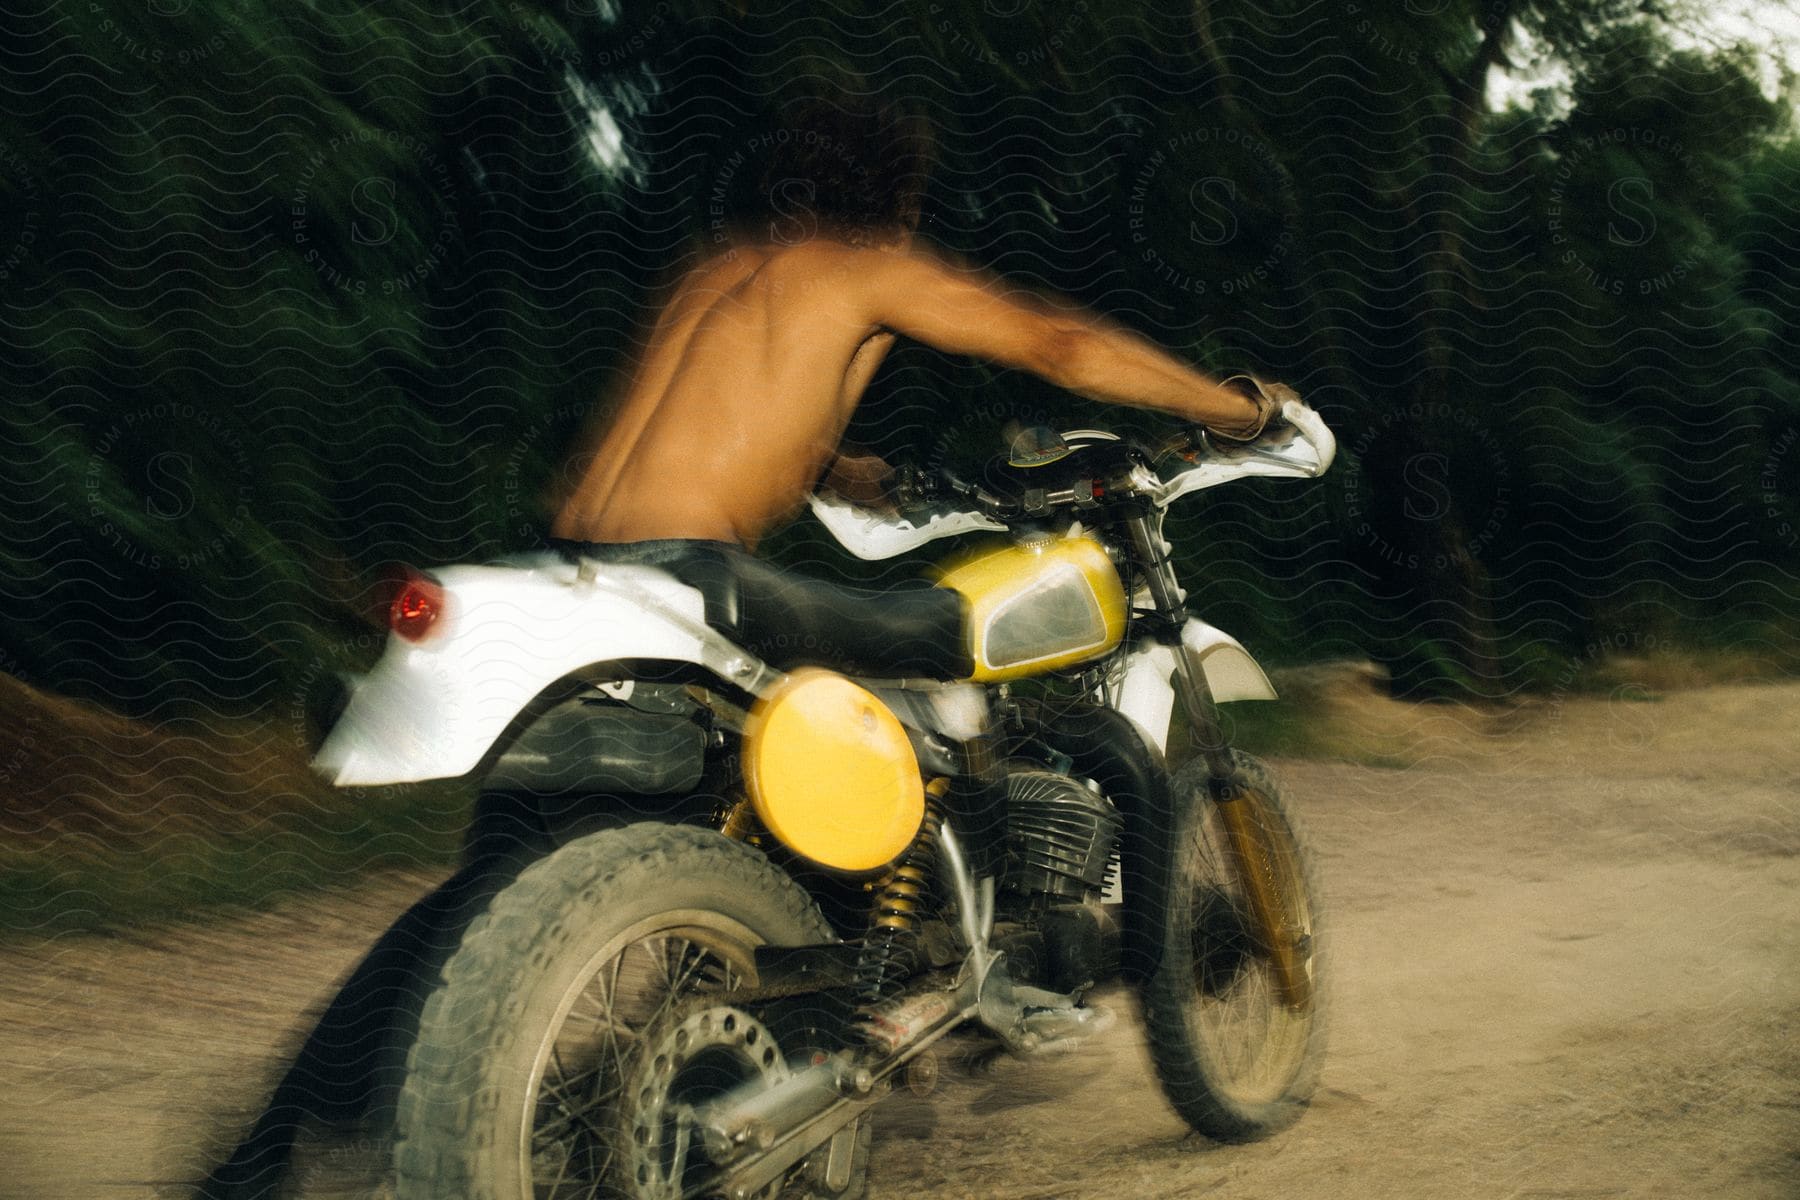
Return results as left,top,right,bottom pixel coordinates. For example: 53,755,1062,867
1124,513,1313,1011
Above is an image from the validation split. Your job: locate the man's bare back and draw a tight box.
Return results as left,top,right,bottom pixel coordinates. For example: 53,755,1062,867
551,241,900,548
552,236,1273,550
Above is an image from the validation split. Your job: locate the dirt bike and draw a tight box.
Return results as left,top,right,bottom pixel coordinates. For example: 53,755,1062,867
312,394,1337,1200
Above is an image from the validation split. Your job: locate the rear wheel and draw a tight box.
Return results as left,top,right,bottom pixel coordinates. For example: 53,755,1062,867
394,823,867,1199
1140,752,1328,1141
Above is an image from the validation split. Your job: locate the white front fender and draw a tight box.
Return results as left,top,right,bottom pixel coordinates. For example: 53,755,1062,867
313,555,735,786
1114,618,1278,754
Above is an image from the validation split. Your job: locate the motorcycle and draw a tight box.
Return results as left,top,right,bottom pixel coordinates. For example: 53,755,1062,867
312,395,1337,1200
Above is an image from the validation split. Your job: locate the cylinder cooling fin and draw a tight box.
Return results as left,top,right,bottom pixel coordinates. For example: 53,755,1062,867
1002,769,1123,902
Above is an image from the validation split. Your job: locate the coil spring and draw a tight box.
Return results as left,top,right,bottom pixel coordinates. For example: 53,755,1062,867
853,783,946,1016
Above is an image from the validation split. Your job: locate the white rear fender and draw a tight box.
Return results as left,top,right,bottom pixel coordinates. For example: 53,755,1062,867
1114,618,1277,754
313,555,754,786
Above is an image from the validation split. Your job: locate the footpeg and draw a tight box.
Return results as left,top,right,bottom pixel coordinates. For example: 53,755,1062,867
1016,1001,1115,1052
976,960,1116,1054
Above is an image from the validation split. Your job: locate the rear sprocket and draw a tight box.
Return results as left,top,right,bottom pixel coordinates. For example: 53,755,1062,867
614,1000,789,1200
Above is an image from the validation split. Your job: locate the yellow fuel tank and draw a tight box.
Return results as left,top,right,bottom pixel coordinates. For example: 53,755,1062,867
933,534,1128,683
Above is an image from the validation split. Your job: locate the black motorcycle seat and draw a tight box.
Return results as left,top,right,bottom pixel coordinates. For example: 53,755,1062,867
547,538,974,681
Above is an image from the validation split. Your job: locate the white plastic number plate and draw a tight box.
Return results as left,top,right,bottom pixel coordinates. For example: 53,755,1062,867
809,493,1006,560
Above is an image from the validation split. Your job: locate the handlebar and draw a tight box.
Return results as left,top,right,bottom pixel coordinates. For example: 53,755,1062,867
896,398,1334,518
811,399,1335,560
893,462,1013,519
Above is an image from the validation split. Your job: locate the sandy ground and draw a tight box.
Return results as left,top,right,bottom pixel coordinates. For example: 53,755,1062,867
1,679,1796,1199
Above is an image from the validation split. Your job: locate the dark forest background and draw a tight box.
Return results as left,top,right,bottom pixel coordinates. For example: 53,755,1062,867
3,0,1798,726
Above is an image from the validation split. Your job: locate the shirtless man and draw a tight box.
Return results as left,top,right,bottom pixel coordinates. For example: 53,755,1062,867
550,102,1280,552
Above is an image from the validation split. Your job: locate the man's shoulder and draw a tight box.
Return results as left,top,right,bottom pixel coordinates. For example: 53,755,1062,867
780,241,964,302
744,240,934,322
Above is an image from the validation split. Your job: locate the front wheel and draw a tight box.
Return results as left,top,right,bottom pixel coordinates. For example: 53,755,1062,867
394,823,869,1200
1140,752,1329,1141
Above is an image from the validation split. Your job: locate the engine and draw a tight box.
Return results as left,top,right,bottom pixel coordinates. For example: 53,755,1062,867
996,768,1123,994
1003,769,1121,899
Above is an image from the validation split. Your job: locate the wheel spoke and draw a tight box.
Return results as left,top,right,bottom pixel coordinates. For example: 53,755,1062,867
666,936,716,998
546,1134,573,1199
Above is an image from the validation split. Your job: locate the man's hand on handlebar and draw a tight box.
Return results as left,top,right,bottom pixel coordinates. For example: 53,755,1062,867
1204,375,1299,446
820,448,898,511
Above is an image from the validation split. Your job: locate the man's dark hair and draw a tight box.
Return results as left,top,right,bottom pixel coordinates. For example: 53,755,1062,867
731,96,933,246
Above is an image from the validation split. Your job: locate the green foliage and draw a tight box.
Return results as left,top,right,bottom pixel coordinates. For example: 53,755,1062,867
0,0,1795,720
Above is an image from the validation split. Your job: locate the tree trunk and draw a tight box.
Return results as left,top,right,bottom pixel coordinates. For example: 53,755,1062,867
1392,2,1520,697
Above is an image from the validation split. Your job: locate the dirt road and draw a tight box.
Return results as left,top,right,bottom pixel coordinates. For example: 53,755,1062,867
2,680,1796,1199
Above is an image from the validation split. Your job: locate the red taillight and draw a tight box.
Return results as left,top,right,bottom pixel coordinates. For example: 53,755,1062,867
389,571,447,643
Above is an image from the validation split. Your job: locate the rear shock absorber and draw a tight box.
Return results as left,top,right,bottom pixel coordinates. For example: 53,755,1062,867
853,780,947,1024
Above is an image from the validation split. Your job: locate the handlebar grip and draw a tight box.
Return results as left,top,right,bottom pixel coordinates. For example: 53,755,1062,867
1280,399,1336,472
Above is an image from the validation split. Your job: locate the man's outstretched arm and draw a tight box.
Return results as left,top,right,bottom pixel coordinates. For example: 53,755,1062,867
840,246,1273,437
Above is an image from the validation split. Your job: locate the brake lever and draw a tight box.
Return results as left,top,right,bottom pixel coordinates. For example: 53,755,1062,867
1150,427,1205,463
